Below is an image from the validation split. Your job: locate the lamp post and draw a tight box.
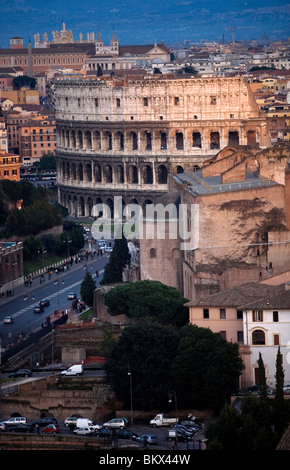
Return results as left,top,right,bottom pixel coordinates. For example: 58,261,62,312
128,365,133,424
168,390,177,422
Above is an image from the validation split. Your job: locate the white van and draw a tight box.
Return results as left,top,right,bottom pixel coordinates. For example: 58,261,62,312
76,418,101,431
61,364,83,376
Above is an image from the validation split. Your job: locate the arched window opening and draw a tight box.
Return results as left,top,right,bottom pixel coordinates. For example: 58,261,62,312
176,132,184,150
252,329,265,345
143,165,153,184
192,132,202,148
210,132,220,149
158,165,168,184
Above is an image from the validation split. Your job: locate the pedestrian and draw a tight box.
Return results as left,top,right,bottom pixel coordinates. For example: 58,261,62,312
36,424,40,435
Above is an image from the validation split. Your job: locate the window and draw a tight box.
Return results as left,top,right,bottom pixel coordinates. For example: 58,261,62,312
220,331,226,340
252,310,263,322
203,308,209,319
143,97,148,106
237,331,244,343
252,329,265,345
116,98,120,107
273,334,280,346
220,308,226,319
95,98,98,107
174,97,179,105
211,96,216,105
237,310,243,320
273,311,279,322
150,248,156,258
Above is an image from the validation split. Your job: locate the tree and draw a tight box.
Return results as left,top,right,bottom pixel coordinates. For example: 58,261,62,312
257,352,268,401
80,272,96,308
170,324,244,411
100,234,130,285
105,319,180,410
104,280,189,328
274,346,286,435
13,75,36,89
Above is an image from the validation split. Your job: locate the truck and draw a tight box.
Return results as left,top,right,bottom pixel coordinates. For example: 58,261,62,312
61,364,83,376
75,418,101,431
150,413,179,427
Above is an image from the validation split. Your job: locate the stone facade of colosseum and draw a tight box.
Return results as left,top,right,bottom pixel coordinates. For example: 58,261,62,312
53,74,271,218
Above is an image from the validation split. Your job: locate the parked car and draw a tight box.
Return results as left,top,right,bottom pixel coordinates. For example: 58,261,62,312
95,428,113,438
33,305,44,313
39,299,50,307
103,418,127,429
8,423,34,433
42,424,59,434
61,364,83,376
68,292,77,300
64,416,79,427
136,434,158,445
31,417,57,428
3,316,14,324
0,423,7,432
73,427,94,436
8,369,32,378
117,429,139,440
3,417,27,426
104,247,113,253
168,428,192,442
173,424,195,437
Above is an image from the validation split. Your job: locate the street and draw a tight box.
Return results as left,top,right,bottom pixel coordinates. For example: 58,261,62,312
0,236,111,347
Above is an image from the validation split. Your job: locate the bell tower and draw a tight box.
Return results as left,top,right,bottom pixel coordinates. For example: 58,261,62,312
95,28,103,54
110,27,119,56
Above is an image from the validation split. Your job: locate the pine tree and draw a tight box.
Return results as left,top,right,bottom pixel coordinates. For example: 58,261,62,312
100,234,130,285
257,352,268,401
274,346,286,435
80,272,96,308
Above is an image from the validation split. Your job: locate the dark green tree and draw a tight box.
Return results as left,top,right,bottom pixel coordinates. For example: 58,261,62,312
100,234,130,285
170,324,244,411
105,319,179,410
13,75,36,89
206,403,241,450
257,352,268,401
104,280,189,328
80,272,96,308
274,346,286,435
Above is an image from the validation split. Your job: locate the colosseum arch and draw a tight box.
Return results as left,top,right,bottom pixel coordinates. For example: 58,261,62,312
87,196,93,216
94,131,101,150
176,132,184,150
104,164,113,183
192,131,202,148
78,163,83,181
157,165,168,184
210,131,220,149
247,130,258,146
66,161,70,180
145,131,152,150
85,163,92,182
105,131,112,150
142,165,153,184
115,131,124,150
71,163,76,181
77,130,83,149
79,196,85,217
131,132,138,150
71,130,76,148
160,131,167,150
84,130,92,150
94,163,102,183
116,165,124,184
176,165,184,174
128,165,138,184
228,131,239,146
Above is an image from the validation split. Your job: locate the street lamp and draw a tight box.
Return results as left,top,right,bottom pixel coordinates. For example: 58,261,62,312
168,390,177,422
128,365,133,424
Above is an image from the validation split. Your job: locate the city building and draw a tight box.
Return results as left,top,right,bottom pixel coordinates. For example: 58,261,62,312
18,116,56,166
185,281,290,389
0,242,23,293
53,74,270,217
0,149,22,181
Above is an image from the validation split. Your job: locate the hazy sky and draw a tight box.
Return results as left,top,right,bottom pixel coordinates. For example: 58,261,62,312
1,0,289,47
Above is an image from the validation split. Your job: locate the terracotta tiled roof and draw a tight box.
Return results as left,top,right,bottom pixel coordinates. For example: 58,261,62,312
185,282,290,309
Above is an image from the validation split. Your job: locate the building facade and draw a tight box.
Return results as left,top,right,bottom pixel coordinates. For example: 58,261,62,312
0,149,22,181
18,117,56,165
53,74,270,217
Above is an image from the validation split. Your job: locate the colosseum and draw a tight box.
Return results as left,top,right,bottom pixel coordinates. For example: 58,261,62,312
53,74,271,218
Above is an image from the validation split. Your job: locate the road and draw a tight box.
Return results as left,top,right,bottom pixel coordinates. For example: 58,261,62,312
0,236,111,347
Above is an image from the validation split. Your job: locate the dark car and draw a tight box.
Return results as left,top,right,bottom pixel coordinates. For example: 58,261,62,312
136,434,158,445
32,417,57,428
117,429,139,440
8,423,34,433
33,305,44,313
169,428,192,443
9,369,32,378
39,299,50,307
42,424,59,434
95,428,113,438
